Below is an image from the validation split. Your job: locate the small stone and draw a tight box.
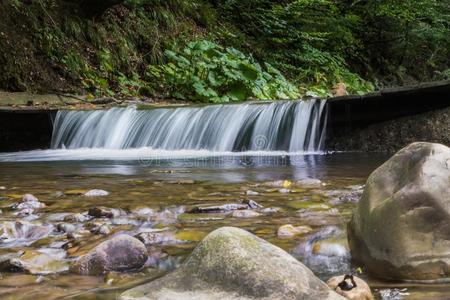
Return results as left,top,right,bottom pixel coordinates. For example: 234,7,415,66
279,188,290,193
231,209,261,218
88,207,125,218
84,189,109,197
277,224,312,238
0,186,6,190
327,275,373,300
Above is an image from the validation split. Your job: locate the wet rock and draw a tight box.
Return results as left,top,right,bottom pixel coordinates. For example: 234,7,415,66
13,194,46,214
348,142,450,281
120,227,345,300
84,189,109,197
242,199,263,209
97,224,111,235
56,223,77,234
231,209,261,218
188,203,248,214
135,230,176,245
64,213,91,223
327,275,373,300
0,221,53,247
10,248,69,275
277,224,312,238
72,234,148,276
88,207,126,218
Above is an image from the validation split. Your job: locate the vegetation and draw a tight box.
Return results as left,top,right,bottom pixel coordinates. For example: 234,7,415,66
0,0,449,102
148,40,299,102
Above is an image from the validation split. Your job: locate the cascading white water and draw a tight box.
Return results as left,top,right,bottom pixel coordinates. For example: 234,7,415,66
51,100,327,152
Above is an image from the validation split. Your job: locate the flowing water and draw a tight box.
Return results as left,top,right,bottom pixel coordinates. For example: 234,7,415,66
0,101,448,299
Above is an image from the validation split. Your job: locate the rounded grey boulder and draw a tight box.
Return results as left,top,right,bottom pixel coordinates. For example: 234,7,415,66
120,227,344,300
72,234,148,275
348,142,450,281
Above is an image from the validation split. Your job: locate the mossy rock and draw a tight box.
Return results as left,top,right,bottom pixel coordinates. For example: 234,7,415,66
120,227,344,300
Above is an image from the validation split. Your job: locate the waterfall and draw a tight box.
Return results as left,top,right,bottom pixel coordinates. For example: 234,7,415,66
51,100,327,152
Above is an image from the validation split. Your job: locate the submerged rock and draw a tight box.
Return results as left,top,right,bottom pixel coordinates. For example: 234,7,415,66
277,224,312,238
327,275,373,300
120,227,344,300
72,234,148,275
84,189,109,197
10,248,69,275
348,142,450,281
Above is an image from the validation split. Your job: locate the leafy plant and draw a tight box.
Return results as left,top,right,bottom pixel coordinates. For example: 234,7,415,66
147,40,299,102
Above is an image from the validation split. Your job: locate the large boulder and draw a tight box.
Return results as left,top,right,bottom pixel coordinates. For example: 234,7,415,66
120,227,344,300
71,234,148,275
348,142,450,281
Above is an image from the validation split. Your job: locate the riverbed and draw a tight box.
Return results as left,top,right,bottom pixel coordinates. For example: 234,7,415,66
0,153,448,299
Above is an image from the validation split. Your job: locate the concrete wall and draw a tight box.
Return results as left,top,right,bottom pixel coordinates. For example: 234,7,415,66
0,111,55,152
326,106,450,152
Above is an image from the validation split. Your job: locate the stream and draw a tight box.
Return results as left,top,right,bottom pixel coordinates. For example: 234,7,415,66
0,102,448,299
